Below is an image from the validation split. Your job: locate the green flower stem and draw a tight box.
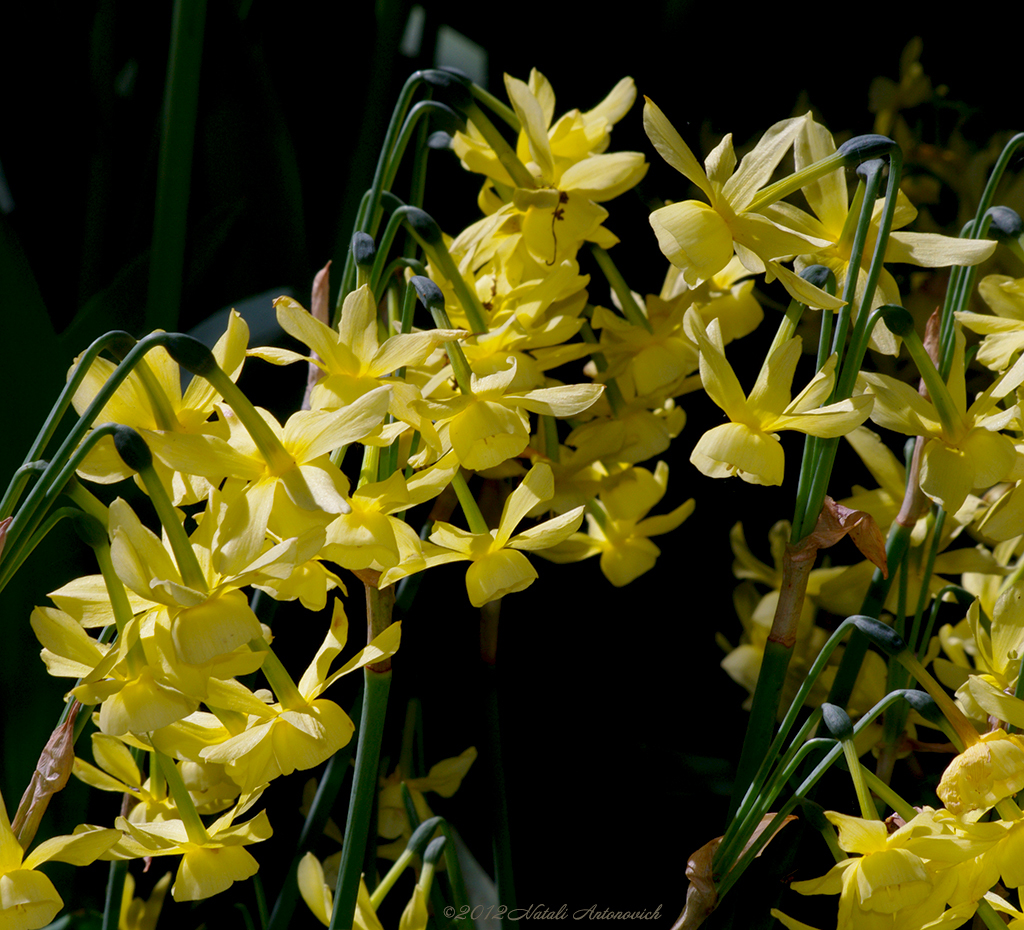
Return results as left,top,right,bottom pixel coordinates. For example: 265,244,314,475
329,666,392,930
101,859,129,930
61,476,111,530
451,470,490,536
717,737,836,881
745,150,851,214
579,316,625,416
888,312,962,437
726,545,816,820
135,457,208,594
905,508,947,654
0,423,121,595
380,100,454,198
1,333,188,579
369,205,425,295
764,297,806,361
589,246,653,334
339,71,440,304
155,749,211,845
977,899,1013,930
267,691,361,930
198,362,295,475
829,159,886,372
133,356,179,431
539,414,560,463
838,148,904,394
402,220,489,335
842,738,879,820
939,133,1024,373
786,164,889,549
0,329,133,520
145,0,206,333
358,442,381,489
468,81,519,131
438,819,471,917
373,256,430,305
93,533,140,642
249,636,306,710
718,689,913,896
877,508,945,779
893,649,978,748
719,616,865,863
464,100,535,191
483,659,518,927
369,814,445,909
858,764,918,822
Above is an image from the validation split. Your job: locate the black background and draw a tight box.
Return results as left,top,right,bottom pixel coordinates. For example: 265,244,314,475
1,4,1021,927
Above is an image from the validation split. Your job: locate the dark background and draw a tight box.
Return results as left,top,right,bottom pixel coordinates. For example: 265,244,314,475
1,4,1020,927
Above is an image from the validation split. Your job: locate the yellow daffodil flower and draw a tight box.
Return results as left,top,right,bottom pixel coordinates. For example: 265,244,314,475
418,356,603,471
688,314,873,486
70,310,250,503
119,871,171,930
937,729,1024,821
538,461,694,586
763,118,995,354
199,600,400,791
319,451,459,573
297,854,383,930
379,462,584,607
643,99,839,307
858,326,1024,513
108,794,272,902
378,747,477,857
957,274,1024,371
453,70,647,266
774,810,974,930
0,787,120,930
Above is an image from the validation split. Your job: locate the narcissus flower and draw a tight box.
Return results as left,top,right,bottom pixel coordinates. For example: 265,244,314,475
858,326,1024,513
936,729,1024,821
453,69,647,266
380,462,584,606
774,810,974,930
419,356,603,471
199,600,400,791
957,274,1024,371
643,99,839,307
109,795,272,902
0,787,120,930
538,461,694,586
763,117,995,354
688,314,873,485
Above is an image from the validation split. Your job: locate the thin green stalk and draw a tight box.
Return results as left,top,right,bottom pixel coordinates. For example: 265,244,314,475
579,316,625,416
266,689,362,930
451,470,490,535
100,859,129,930
0,423,121,595
793,151,903,544
329,667,392,930
589,246,652,333
0,329,133,520
1,334,192,575
828,160,886,364
858,764,917,822
339,71,441,304
464,100,535,191
145,0,207,333
718,690,917,897
483,661,517,927
718,617,866,863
